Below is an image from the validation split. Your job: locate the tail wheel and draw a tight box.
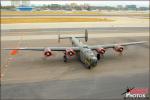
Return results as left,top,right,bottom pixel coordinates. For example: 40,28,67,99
97,54,100,60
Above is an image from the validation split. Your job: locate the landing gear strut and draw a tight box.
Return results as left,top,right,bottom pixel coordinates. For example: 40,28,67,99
88,66,91,69
63,53,67,62
97,54,100,60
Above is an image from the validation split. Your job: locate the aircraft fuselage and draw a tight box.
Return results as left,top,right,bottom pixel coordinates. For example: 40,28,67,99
71,37,98,68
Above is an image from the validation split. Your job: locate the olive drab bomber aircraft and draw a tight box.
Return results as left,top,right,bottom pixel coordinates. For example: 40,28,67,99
4,29,147,69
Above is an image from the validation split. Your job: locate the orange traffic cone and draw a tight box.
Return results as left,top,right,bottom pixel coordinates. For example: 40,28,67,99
10,50,18,55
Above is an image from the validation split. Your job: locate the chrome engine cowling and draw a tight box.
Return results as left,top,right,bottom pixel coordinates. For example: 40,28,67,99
66,48,76,56
114,46,124,52
44,48,52,57
96,48,106,54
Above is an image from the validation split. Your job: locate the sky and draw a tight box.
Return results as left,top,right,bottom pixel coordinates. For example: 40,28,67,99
1,1,149,7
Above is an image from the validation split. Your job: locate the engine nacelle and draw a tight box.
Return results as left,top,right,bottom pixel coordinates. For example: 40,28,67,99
44,48,52,57
114,46,124,52
66,48,75,56
96,48,106,54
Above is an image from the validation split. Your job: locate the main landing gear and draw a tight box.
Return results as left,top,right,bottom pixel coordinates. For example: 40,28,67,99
97,54,100,60
63,53,67,62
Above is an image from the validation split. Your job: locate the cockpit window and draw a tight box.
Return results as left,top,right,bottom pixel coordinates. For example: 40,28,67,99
83,45,88,48
86,49,95,56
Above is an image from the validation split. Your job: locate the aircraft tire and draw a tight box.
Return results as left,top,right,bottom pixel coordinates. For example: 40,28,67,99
64,55,67,62
88,66,91,69
97,54,100,60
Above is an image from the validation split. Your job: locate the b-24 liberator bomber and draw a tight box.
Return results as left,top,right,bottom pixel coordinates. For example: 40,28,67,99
4,29,147,69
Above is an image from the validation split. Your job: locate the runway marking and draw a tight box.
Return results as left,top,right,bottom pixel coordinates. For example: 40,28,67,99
1,33,149,41
1,29,119,34
1,32,24,79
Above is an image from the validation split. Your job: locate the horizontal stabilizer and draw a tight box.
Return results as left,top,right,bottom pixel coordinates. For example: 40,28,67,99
58,29,88,42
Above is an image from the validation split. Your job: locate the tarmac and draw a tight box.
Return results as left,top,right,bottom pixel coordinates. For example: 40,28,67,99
1,28,149,99
1,10,149,99
1,27,149,35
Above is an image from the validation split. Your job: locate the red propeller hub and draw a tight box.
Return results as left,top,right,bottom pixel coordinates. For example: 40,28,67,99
114,46,124,52
96,48,106,54
44,48,52,57
66,48,75,56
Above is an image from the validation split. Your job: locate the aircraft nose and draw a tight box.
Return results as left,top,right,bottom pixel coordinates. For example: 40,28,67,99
91,57,98,67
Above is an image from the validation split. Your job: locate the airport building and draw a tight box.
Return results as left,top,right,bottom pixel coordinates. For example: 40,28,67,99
11,1,20,7
11,0,33,11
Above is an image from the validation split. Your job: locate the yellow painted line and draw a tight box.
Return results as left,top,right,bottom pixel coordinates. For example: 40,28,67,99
1,11,103,15
1,18,113,24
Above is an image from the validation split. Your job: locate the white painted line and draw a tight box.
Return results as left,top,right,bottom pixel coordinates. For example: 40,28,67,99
1,33,149,41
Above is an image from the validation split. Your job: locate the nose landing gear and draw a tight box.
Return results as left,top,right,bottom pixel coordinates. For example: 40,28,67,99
88,66,91,69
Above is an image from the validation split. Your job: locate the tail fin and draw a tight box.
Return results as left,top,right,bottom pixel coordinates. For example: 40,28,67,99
58,29,88,42
75,29,88,42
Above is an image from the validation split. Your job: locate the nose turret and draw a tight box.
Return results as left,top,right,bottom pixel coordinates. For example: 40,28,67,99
90,57,98,67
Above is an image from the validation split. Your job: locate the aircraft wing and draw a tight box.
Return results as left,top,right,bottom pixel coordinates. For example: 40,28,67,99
4,47,80,51
4,41,147,51
89,41,147,49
